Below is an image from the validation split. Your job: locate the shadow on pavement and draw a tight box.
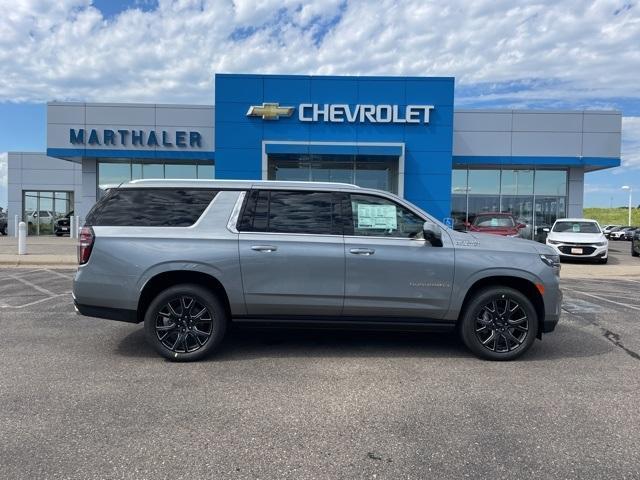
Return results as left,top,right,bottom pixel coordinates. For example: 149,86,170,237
114,321,613,362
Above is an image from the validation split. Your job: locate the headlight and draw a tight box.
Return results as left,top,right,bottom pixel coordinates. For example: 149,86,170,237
540,254,561,268
547,239,561,245
593,241,607,246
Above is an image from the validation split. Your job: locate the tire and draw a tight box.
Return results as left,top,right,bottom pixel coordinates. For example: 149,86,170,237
143,284,227,362
55,232,62,237
598,257,608,264
632,247,639,257
459,286,538,361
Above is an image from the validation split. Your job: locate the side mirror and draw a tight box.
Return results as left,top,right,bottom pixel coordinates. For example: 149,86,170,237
517,223,526,229
423,221,443,247
543,227,550,233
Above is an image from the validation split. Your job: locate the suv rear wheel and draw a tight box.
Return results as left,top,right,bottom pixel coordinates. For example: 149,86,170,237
459,287,538,361
143,284,227,361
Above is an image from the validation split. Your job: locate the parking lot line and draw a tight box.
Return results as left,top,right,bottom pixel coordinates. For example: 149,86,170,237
565,288,640,312
6,273,57,296
44,268,75,279
0,293,71,309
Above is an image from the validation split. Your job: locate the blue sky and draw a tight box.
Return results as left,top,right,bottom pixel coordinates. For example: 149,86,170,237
1,0,639,209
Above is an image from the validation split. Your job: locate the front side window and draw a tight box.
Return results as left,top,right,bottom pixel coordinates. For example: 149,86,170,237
347,194,424,238
552,221,600,234
238,190,340,235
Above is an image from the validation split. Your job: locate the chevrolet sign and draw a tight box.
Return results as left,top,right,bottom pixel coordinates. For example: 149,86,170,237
246,103,295,120
299,104,434,124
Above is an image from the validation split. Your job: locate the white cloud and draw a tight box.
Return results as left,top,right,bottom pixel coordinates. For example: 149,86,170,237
0,0,638,105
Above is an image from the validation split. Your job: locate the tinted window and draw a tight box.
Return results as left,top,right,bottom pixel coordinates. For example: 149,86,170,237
552,221,600,234
347,194,424,238
238,190,339,235
86,188,218,227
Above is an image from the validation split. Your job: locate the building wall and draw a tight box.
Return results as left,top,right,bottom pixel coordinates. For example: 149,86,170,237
47,102,215,159
7,152,82,235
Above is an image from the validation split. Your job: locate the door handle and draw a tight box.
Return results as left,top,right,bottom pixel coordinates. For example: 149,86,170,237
349,248,375,256
251,245,278,252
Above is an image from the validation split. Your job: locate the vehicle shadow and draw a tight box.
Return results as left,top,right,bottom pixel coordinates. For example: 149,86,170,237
114,321,612,362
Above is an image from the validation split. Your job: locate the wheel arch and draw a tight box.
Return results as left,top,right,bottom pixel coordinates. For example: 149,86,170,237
137,270,232,323
457,276,545,338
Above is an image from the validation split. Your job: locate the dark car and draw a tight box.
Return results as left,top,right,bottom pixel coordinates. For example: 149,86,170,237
465,212,526,237
633,230,640,257
0,211,7,235
54,211,73,236
624,227,638,241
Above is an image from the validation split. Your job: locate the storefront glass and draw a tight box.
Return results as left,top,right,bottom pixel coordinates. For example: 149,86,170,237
23,191,74,235
451,168,567,239
97,160,215,195
268,154,399,194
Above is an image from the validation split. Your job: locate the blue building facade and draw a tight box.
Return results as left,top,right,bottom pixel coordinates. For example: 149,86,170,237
215,74,455,221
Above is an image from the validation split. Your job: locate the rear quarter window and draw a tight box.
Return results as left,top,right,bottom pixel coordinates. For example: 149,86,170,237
86,188,218,227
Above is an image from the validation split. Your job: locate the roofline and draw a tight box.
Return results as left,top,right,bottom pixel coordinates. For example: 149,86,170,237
125,179,362,190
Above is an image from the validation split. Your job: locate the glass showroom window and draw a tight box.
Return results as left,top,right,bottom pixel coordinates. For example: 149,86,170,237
98,161,215,196
268,154,399,194
451,168,567,239
23,191,74,236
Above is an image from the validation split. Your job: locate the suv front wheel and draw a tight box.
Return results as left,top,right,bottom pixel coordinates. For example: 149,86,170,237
144,284,227,361
459,287,538,361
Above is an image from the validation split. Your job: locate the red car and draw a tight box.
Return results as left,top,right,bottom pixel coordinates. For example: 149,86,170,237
466,213,526,237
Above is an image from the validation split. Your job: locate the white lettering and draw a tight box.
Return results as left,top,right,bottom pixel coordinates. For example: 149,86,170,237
299,104,313,122
297,104,435,124
376,105,392,123
329,105,345,122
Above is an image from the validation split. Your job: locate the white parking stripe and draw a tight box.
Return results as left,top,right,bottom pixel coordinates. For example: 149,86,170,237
565,288,640,312
44,269,75,280
0,293,71,309
7,273,57,296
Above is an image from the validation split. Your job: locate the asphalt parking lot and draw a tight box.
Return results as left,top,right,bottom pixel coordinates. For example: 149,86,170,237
1,263,639,479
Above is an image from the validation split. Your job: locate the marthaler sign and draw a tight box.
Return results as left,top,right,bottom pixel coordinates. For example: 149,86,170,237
299,104,434,124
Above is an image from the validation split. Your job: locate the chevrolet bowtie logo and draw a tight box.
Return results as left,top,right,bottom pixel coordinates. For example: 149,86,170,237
246,103,295,120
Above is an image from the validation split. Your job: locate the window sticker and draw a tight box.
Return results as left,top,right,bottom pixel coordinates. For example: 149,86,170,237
357,204,397,229
572,224,580,232
490,218,498,227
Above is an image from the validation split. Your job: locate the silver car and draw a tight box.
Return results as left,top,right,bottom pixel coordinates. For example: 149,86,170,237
73,180,562,361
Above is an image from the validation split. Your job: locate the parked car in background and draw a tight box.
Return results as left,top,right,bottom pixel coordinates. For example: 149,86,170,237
54,211,73,236
465,212,526,237
632,229,640,257
27,210,55,225
610,226,633,240
602,225,621,238
0,211,7,235
546,219,608,263
73,179,562,362
623,227,638,241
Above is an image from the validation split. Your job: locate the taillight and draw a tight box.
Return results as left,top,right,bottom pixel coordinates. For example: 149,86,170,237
78,226,95,265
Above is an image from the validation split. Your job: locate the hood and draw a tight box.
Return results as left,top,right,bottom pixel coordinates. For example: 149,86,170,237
547,231,605,243
468,225,519,235
447,229,554,255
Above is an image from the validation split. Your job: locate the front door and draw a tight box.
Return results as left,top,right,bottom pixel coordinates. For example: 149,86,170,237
342,193,455,319
238,189,345,316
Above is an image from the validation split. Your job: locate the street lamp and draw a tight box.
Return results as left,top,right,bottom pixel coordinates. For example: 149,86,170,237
622,186,633,226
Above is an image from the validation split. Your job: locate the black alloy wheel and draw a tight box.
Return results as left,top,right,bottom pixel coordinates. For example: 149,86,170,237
144,284,227,361
473,297,529,353
460,287,538,360
155,295,213,354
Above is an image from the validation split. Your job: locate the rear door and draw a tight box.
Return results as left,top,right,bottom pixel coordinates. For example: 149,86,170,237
237,189,345,316
342,193,455,319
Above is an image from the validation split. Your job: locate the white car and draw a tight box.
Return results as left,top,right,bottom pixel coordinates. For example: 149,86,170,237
546,218,608,264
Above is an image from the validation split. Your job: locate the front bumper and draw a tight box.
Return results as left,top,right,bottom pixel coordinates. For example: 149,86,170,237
546,242,608,259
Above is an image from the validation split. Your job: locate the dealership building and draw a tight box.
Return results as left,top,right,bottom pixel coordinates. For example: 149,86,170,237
7,73,621,237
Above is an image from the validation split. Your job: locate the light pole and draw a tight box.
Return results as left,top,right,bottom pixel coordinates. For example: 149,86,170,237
622,186,632,226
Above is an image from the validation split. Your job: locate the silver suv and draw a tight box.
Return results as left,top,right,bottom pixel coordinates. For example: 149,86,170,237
73,180,562,361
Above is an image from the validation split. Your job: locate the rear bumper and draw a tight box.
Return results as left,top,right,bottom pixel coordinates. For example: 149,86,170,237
74,300,139,323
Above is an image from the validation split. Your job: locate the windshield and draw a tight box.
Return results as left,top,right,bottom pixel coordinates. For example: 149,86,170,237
552,221,601,234
473,215,514,228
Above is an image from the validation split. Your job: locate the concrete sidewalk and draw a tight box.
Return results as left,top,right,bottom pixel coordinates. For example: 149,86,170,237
0,236,77,267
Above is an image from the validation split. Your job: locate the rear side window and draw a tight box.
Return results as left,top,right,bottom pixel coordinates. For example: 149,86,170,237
238,190,341,235
86,188,218,227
